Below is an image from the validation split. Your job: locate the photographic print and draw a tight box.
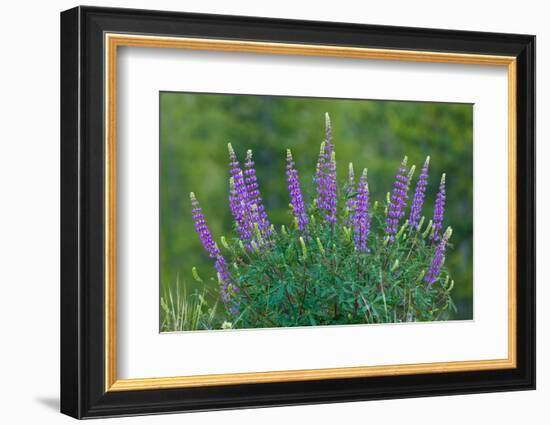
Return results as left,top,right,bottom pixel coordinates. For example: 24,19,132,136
160,93,473,332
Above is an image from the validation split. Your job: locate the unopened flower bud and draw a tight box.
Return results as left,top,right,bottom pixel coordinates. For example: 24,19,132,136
408,165,417,180
422,220,433,238
299,236,308,260
396,220,409,239
220,236,230,250
447,280,455,292
316,237,326,255
348,162,354,184
390,259,399,272
417,216,425,231
191,267,202,282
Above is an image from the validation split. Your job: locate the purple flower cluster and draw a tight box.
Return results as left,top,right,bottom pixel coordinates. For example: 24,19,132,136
385,157,411,241
245,150,271,237
314,141,326,196
345,162,356,226
228,144,271,246
228,144,252,242
286,149,309,231
425,234,448,285
315,113,338,226
409,156,430,229
353,169,371,252
190,192,220,259
431,174,446,241
190,192,236,305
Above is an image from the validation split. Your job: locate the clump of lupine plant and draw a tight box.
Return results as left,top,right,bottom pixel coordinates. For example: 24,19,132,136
189,113,456,329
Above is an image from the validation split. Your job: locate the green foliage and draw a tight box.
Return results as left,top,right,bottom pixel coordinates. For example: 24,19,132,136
216,192,456,329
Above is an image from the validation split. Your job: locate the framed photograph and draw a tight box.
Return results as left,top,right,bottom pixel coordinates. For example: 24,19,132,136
60,6,535,419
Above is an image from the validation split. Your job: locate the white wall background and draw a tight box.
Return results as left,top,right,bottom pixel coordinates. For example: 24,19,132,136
0,0,545,423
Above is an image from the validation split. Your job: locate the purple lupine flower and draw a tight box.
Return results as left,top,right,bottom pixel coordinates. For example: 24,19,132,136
431,173,446,241
325,151,338,225
353,168,371,252
315,113,338,225
215,255,239,314
244,149,271,236
409,156,430,229
345,162,356,226
190,192,236,305
314,140,326,195
228,176,239,225
385,156,411,241
215,256,231,303
425,233,448,285
228,143,252,242
190,191,221,259
315,116,330,205
286,149,309,231
314,144,329,211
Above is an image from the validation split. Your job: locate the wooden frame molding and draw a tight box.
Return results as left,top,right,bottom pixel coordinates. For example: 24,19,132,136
104,33,518,392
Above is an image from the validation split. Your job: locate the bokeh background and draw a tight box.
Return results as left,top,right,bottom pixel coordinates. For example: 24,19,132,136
160,92,473,320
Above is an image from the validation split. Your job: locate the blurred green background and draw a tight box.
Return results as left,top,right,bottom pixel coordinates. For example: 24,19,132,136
160,92,473,320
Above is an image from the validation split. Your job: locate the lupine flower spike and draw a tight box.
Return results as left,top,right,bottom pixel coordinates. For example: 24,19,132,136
425,226,452,285
228,144,252,243
190,191,221,259
190,192,236,307
345,162,356,225
326,151,338,225
409,156,430,229
431,173,446,241
385,156,411,242
353,168,371,252
244,149,271,237
314,141,326,193
286,149,309,231
315,113,338,226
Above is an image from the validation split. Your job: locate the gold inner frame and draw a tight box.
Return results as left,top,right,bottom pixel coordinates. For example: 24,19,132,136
104,33,517,392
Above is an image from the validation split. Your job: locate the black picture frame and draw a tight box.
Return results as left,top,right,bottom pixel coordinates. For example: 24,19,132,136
60,5,535,419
